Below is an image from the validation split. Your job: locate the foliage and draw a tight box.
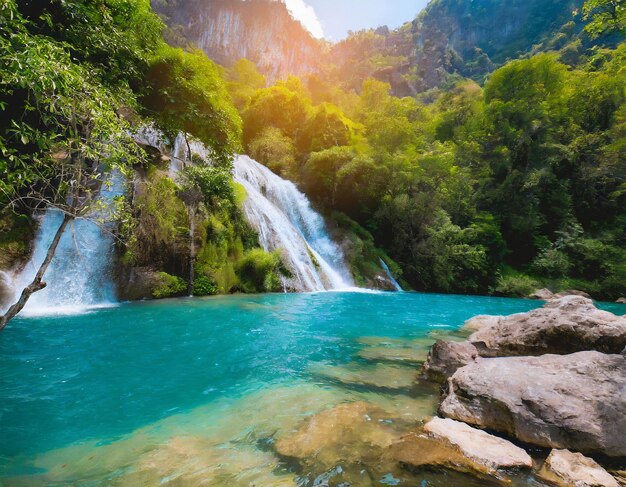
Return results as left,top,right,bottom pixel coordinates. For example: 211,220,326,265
232,38,626,299
152,272,187,298
192,275,218,296
582,0,626,38
248,127,297,177
494,273,541,297
143,45,242,167
237,249,285,293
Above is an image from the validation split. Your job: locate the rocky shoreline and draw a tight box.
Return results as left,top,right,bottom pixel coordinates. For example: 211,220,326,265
422,294,626,485
267,295,626,486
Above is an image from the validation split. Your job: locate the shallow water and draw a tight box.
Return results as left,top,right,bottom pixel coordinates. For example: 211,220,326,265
1,292,623,485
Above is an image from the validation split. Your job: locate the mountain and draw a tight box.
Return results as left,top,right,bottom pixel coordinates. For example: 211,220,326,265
327,0,594,95
152,0,323,81
156,0,611,95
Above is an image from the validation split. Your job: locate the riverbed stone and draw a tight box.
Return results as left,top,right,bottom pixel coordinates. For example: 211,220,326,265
422,340,479,382
617,297,626,304
309,362,418,390
274,402,398,469
357,346,429,364
423,417,532,470
468,296,626,356
439,351,626,457
537,449,619,487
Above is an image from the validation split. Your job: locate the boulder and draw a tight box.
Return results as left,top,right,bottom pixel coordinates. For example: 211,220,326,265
537,449,619,487
529,288,555,300
423,418,532,470
617,297,626,304
555,290,592,299
462,315,501,333
390,424,530,479
422,340,479,382
439,351,626,457
468,296,626,356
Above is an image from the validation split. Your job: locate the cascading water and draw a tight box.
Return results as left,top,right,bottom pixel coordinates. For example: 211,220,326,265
233,155,354,292
9,171,125,315
380,258,403,292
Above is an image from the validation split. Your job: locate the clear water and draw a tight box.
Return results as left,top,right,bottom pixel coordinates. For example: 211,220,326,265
1,293,623,485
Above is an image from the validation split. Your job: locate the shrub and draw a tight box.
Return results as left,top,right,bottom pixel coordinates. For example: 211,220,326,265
237,249,285,293
531,247,571,278
192,275,218,296
494,273,540,297
152,272,187,299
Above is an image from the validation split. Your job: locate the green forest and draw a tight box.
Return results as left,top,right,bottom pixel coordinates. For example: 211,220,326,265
1,0,626,314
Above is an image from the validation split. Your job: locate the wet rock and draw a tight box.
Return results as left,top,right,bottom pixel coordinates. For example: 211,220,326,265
423,417,532,470
274,402,398,469
439,351,626,457
309,362,418,390
617,297,626,304
422,340,479,382
469,296,626,356
529,288,555,300
537,449,619,487
357,346,429,364
462,315,501,333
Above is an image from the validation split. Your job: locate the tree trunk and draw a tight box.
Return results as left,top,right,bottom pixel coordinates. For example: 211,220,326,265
0,213,72,332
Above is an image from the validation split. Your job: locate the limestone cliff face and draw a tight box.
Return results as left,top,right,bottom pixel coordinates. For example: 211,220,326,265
154,0,322,82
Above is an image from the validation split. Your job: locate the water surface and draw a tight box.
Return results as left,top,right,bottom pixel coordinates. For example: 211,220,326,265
1,292,621,485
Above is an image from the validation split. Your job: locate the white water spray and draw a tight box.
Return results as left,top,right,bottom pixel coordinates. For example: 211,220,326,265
233,155,354,292
379,258,403,292
8,171,125,316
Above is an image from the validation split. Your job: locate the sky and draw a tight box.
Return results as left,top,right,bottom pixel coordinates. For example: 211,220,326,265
283,0,430,41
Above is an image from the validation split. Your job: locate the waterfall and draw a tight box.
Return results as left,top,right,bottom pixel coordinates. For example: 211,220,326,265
233,155,354,292
9,171,125,316
380,258,403,292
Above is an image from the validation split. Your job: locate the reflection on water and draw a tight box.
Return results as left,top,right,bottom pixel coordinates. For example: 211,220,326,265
0,292,569,485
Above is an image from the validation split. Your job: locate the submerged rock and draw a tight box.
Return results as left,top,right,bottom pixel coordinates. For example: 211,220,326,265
439,351,626,457
468,296,626,356
357,346,429,364
422,340,479,382
537,449,619,487
274,401,398,469
309,362,418,390
423,418,532,470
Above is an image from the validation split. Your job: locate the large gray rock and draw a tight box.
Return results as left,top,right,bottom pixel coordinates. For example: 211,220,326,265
469,296,626,356
537,449,619,487
422,340,479,382
439,352,626,457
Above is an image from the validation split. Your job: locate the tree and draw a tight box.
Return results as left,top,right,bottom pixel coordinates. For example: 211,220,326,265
143,46,242,168
582,0,626,38
0,1,145,329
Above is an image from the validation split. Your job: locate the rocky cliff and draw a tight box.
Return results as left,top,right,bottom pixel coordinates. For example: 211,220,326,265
326,0,593,94
153,0,323,82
